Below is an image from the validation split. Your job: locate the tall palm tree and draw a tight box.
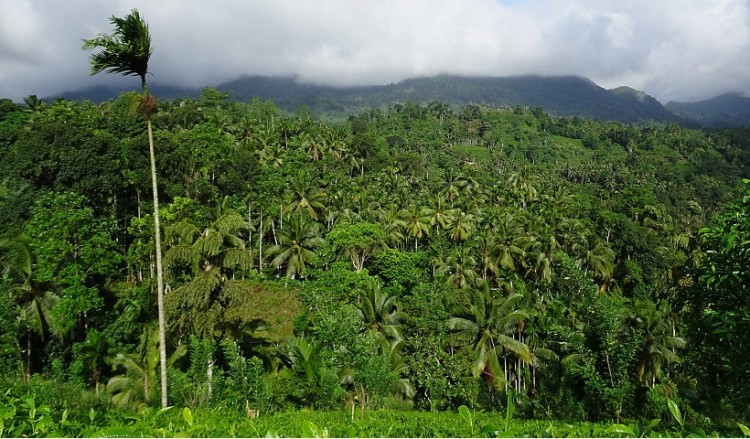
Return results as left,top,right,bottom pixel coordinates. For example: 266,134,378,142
423,195,457,236
447,282,532,390
627,300,686,387
438,246,478,289
399,204,431,250
283,171,326,221
490,212,526,272
356,281,406,342
83,9,169,407
449,210,477,243
267,214,324,278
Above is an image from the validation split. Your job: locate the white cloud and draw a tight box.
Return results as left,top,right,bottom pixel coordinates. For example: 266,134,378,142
0,0,748,102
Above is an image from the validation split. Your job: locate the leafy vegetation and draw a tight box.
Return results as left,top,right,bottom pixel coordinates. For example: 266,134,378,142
1,11,750,437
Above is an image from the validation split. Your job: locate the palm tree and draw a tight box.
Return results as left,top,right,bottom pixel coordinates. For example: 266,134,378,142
74,329,110,395
300,132,323,161
449,210,477,243
267,214,324,278
356,281,406,342
377,206,407,249
22,95,46,113
107,326,187,408
276,337,331,409
440,170,467,206
0,234,31,286
283,171,326,221
399,204,431,250
575,237,615,283
83,9,169,408
423,195,457,236
438,246,478,289
490,212,526,272
628,300,686,387
447,282,532,390
377,337,415,400
1,234,60,381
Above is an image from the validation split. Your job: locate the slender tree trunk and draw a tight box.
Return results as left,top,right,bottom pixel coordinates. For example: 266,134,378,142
247,201,253,249
25,333,31,384
259,208,263,271
144,365,149,403
271,219,278,245
504,356,508,392
148,116,169,408
207,352,214,403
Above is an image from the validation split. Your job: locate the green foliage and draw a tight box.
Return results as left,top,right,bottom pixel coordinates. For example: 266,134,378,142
23,192,121,336
82,9,152,90
681,180,750,418
2,83,749,430
327,222,385,272
267,213,324,278
0,275,22,376
217,340,269,412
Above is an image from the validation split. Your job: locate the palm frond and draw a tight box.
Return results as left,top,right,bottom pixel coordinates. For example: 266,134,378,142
496,333,533,364
83,10,152,83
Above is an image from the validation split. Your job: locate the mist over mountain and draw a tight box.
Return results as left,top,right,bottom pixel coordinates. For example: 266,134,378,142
666,93,750,128
54,74,745,127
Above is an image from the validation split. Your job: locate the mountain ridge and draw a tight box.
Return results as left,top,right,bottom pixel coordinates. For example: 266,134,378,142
52,74,746,127
666,92,750,128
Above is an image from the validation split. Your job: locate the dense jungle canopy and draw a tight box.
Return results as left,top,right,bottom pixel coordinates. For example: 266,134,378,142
1,89,749,436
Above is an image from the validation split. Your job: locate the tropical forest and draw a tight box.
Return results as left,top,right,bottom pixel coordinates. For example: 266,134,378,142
1,10,750,438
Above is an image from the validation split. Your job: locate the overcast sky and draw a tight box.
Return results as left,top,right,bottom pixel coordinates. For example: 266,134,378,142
1,0,749,103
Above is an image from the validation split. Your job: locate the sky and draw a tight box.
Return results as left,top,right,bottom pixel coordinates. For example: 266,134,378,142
1,0,749,103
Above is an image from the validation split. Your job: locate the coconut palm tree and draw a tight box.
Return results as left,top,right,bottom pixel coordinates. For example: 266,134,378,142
73,329,110,395
423,195,457,236
399,204,431,250
1,234,60,381
276,337,332,409
628,300,686,387
356,280,406,342
83,9,169,407
449,210,477,243
267,214,324,278
107,326,186,409
438,246,478,289
490,212,526,272
447,282,532,390
283,171,326,221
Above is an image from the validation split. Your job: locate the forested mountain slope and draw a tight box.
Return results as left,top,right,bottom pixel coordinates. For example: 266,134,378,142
1,91,749,433
667,92,750,128
54,74,732,126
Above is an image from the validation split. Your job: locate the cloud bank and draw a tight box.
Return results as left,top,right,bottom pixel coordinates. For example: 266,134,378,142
1,0,749,103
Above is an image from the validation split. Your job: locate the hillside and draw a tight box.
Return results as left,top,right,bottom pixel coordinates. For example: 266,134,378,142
667,92,750,127
55,74,695,125
2,92,750,433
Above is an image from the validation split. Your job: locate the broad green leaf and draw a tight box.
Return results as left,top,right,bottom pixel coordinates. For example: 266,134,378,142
458,404,472,429
644,418,660,431
606,424,636,437
666,398,683,427
182,407,193,426
738,423,750,437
